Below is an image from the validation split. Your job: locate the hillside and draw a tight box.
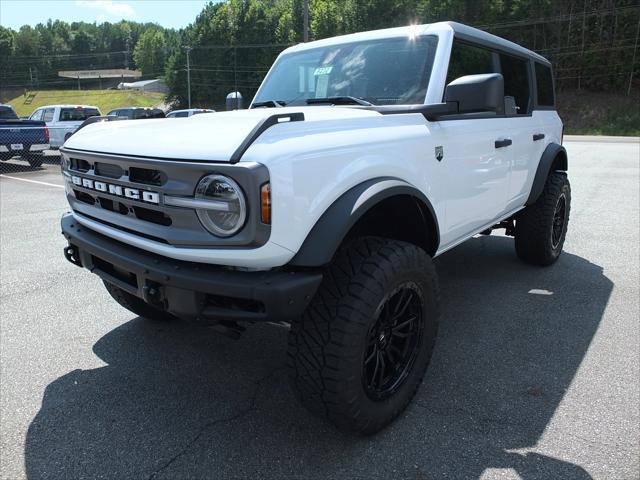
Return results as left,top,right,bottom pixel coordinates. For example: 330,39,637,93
5,90,166,117
558,91,640,137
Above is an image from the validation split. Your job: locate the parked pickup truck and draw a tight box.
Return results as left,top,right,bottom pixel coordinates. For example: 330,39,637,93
0,104,49,168
29,105,101,149
60,22,570,435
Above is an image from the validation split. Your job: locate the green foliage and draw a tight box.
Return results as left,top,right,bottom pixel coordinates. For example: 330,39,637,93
161,0,640,109
0,20,176,92
133,29,166,76
0,0,638,112
0,27,15,57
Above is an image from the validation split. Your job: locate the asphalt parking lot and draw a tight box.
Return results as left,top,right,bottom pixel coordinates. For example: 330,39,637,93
1,137,638,480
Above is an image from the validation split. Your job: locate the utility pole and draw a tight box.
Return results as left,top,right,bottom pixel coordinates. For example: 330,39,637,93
184,46,192,108
629,14,640,96
234,46,237,95
303,0,309,42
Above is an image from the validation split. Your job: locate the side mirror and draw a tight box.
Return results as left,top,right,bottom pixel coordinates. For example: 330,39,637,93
226,91,244,111
444,73,504,115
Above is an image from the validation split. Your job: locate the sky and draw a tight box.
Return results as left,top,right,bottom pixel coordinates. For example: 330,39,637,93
0,0,215,29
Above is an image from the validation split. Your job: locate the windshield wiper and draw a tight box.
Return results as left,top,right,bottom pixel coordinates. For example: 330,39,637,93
306,96,373,106
251,100,286,108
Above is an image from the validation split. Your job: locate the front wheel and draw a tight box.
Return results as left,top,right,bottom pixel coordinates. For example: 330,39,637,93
287,237,440,435
515,171,571,266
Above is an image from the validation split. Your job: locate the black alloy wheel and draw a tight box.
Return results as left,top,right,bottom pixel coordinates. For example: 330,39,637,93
363,283,424,400
551,194,567,249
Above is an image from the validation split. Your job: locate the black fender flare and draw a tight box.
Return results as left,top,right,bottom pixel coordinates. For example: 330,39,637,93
526,142,568,205
289,177,440,267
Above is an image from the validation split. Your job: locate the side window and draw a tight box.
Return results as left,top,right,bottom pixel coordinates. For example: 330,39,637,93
535,62,555,106
43,108,55,122
446,40,496,85
30,109,43,121
499,53,531,115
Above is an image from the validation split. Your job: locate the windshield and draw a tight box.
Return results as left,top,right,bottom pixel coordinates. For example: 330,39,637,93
254,35,438,106
60,108,100,122
0,106,18,120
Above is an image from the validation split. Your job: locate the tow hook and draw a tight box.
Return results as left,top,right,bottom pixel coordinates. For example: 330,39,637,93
63,245,82,267
142,281,164,307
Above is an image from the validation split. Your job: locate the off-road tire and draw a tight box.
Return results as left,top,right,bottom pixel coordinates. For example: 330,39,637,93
515,171,571,266
103,280,176,321
287,237,440,435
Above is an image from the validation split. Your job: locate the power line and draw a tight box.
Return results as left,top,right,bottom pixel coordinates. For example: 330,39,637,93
475,5,640,31
191,42,293,50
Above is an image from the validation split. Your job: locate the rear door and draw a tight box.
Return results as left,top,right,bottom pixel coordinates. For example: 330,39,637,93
497,52,538,211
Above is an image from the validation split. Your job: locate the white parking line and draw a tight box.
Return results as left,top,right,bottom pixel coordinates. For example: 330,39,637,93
0,174,64,189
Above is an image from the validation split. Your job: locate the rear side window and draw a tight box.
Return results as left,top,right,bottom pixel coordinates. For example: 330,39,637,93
60,108,100,121
0,106,18,119
535,62,555,106
446,41,496,85
499,53,531,115
43,108,55,122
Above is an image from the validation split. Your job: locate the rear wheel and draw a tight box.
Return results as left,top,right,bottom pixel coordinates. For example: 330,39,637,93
27,154,43,168
515,171,571,266
287,237,440,435
103,280,176,321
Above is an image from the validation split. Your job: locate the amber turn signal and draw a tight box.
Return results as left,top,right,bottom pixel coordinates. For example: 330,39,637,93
261,183,271,224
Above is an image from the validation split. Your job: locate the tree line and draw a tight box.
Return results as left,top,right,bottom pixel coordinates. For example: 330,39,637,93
1,0,639,108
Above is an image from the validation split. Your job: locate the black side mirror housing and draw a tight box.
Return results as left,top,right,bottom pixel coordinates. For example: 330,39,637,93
444,73,504,115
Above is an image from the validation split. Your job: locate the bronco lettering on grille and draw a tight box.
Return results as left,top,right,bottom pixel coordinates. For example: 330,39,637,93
71,175,160,204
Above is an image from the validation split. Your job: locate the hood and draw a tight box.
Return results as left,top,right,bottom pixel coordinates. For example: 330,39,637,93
63,107,382,162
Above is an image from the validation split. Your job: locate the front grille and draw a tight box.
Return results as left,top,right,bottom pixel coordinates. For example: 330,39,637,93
132,205,171,226
129,167,166,186
61,147,270,248
70,158,91,172
74,189,95,205
94,162,124,179
98,197,129,215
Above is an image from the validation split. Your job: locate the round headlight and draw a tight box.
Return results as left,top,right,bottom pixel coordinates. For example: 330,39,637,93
195,175,247,237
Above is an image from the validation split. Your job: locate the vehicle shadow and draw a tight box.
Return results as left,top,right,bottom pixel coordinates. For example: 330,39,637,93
0,160,39,173
0,153,59,173
24,235,610,479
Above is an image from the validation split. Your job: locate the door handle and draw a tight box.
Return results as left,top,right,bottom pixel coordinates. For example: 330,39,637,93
495,138,512,149
533,133,545,141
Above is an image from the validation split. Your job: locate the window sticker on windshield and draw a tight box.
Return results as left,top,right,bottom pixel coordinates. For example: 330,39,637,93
314,66,333,76
315,74,329,98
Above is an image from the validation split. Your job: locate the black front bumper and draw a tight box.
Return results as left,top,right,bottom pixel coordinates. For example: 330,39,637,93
61,213,322,322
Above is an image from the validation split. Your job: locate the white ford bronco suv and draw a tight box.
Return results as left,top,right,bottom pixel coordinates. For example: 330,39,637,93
60,22,570,435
